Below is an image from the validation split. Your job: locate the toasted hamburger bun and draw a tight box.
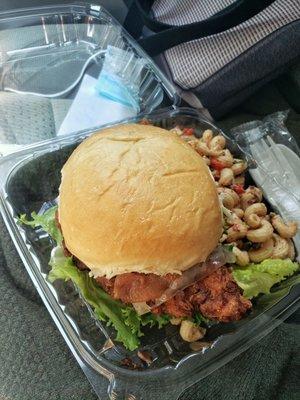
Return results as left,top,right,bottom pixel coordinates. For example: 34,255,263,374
59,124,222,278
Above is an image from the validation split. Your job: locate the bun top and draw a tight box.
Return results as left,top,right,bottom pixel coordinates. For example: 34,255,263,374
59,124,222,278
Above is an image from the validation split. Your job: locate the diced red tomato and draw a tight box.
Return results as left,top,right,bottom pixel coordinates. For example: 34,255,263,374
210,157,227,171
182,127,195,136
232,184,245,194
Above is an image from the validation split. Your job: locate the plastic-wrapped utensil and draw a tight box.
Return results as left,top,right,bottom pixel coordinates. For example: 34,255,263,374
231,111,300,255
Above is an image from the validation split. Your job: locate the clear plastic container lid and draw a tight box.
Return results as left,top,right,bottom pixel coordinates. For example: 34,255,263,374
0,3,178,156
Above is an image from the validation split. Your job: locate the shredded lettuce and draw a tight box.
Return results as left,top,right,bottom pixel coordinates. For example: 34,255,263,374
192,311,210,326
233,259,299,299
223,244,234,252
19,206,62,244
49,247,169,350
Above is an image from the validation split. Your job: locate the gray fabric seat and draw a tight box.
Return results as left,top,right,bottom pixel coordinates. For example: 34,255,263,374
0,92,71,145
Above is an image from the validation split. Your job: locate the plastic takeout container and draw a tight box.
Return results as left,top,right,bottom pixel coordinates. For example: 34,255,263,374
1,107,300,400
0,4,299,400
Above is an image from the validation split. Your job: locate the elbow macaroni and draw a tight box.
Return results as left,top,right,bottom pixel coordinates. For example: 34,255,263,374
244,203,267,228
210,134,226,151
246,220,274,243
183,128,298,265
219,168,234,186
271,214,298,239
232,246,250,266
215,149,234,168
231,161,247,176
218,188,240,210
272,233,289,259
202,129,213,145
249,238,274,262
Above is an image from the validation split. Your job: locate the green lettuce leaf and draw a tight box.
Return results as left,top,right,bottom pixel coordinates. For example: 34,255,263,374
49,247,141,350
19,206,62,244
48,247,169,350
20,206,170,350
233,259,299,299
140,313,170,329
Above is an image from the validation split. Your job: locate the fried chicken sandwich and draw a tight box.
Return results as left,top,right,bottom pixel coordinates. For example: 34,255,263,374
56,124,251,345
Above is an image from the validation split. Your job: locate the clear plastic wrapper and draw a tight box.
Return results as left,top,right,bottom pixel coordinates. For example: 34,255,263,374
231,111,300,255
231,110,300,154
96,45,146,111
0,107,299,400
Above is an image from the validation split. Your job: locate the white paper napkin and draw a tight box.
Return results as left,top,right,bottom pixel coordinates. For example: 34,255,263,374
58,74,137,136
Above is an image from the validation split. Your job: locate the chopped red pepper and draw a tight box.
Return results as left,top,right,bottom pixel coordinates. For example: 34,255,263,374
232,184,245,194
232,224,241,232
139,118,151,125
210,157,227,171
182,127,195,136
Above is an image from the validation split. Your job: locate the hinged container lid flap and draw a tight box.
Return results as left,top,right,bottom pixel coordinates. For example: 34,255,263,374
0,3,178,157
